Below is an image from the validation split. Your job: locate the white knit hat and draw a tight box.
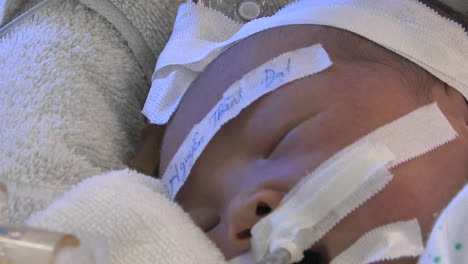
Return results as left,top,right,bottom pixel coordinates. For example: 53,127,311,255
143,0,468,125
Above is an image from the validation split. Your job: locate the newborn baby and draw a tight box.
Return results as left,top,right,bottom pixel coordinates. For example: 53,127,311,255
132,0,468,263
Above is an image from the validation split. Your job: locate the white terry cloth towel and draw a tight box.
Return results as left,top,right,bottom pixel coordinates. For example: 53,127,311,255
0,0,181,79
26,169,228,264
0,0,294,224
0,0,179,223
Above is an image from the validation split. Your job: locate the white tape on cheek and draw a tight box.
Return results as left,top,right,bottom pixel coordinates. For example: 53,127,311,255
330,219,424,264
252,141,396,263
161,44,333,199
251,103,458,263
365,102,457,168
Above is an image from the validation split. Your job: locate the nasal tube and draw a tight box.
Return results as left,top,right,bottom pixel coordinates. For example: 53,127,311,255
0,182,108,264
251,141,396,264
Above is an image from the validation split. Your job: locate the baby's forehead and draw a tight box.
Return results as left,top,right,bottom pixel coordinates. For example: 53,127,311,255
323,27,439,102
156,0,467,199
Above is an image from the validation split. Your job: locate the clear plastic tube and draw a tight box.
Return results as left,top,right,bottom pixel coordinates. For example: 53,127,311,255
0,0,58,38
0,182,107,264
0,224,80,264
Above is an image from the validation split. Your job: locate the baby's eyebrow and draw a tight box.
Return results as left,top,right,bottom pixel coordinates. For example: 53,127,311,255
263,109,321,159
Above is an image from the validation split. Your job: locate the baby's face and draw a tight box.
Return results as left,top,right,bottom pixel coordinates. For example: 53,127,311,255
158,25,468,261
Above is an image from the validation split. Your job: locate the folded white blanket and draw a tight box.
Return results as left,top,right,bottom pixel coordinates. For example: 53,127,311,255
0,1,291,261
1,1,230,261
0,0,178,223
0,0,293,224
26,169,227,264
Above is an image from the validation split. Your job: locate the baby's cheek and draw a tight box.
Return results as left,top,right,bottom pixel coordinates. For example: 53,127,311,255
206,223,245,260
187,207,220,232
321,139,468,260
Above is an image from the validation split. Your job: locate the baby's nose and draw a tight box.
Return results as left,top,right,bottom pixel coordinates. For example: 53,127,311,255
226,189,284,252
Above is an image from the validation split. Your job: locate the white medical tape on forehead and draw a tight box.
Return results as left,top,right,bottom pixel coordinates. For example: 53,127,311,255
161,44,332,199
330,219,424,264
250,103,457,263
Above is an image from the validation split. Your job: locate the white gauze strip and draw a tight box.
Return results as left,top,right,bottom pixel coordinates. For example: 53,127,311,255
161,44,332,199
250,103,457,263
330,219,424,264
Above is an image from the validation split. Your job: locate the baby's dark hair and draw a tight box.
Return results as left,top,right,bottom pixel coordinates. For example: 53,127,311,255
335,0,467,103
408,0,467,101
421,0,468,31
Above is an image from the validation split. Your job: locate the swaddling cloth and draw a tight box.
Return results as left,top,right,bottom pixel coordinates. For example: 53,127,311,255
417,184,468,264
247,103,457,264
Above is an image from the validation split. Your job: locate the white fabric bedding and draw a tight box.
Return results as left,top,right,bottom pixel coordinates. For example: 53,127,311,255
26,169,228,264
0,0,178,223
1,0,467,263
0,0,293,224
0,1,291,262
